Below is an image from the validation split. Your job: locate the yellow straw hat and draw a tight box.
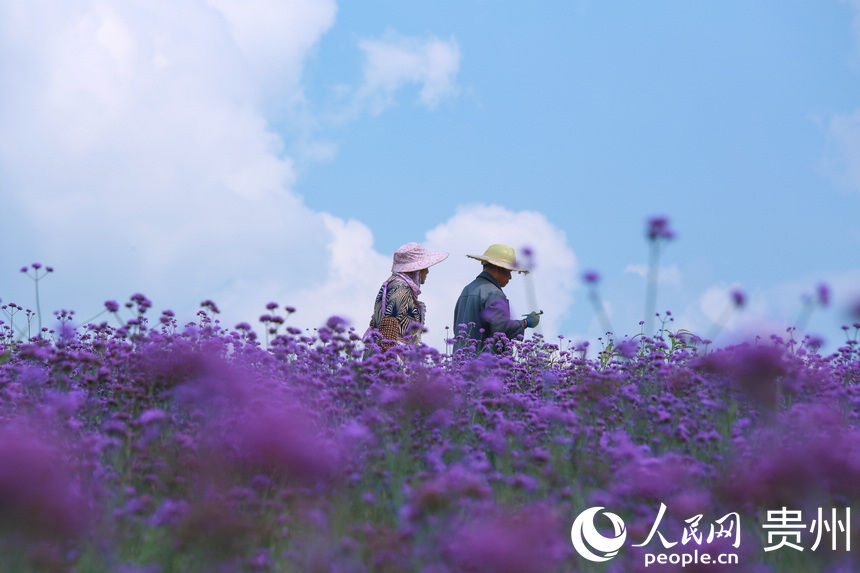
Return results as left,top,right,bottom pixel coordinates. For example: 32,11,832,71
466,243,528,273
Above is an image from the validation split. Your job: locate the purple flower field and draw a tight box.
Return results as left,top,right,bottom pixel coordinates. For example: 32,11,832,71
2,264,860,571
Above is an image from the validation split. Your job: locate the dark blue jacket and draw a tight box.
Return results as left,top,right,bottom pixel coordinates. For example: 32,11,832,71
452,271,525,351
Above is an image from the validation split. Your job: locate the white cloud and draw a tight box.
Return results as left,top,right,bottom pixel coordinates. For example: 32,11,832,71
664,271,860,351
825,1,860,192
827,109,860,192
698,284,743,325
0,1,367,333
287,215,390,331
687,283,762,342
623,263,682,286
755,270,860,332
357,33,461,114
205,0,336,94
211,215,388,335
0,2,567,355
418,204,578,348
260,204,580,350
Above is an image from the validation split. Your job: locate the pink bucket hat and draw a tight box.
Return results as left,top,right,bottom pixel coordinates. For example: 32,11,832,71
391,242,449,273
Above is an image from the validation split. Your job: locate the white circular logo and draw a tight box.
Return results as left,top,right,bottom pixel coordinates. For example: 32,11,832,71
570,506,627,562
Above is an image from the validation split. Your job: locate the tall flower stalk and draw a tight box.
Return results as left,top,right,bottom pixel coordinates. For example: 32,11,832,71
20,263,53,338
706,288,746,342
519,246,542,335
582,270,612,335
643,216,674,335
794,282,830,334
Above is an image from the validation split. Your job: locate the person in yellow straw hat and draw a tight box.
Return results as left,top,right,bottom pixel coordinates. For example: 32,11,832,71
452,243,541,352
365,242,448,353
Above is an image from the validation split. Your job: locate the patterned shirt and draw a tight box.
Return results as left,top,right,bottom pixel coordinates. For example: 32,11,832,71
368,274,425,349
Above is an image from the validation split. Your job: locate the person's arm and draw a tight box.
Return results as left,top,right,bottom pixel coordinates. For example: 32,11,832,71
482,293,526,340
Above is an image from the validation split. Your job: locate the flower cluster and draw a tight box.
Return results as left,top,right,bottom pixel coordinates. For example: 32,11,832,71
0,298,857,571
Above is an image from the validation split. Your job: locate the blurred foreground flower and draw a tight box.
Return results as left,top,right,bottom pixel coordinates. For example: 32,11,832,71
720,403,860,509
226,408,342,487
0,423,89,541
445,505,565,573
694,344,789,409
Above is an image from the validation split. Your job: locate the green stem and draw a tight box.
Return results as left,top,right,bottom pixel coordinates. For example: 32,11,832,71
644,242,660,335
588,289,613,335
34,274,43,337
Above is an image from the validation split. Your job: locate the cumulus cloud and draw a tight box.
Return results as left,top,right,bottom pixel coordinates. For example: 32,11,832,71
824,1,860,192
0,1,381,335
206,0,336,91
286,215,390,330
357,33,461,114
827,110,860,192
684,283,762,342
668,270,860,352
0,2,560,353
1,3,320,306
697,284,744,325
264,204,579,349
623,263,682,286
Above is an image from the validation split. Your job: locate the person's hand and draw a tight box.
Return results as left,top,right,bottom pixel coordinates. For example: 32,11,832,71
524,311,541,328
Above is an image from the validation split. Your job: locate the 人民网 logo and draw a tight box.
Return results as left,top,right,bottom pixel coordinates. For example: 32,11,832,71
570,506,627,562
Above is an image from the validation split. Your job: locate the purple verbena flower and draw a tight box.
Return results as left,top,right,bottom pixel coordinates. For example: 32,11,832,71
646,215,675,240
137,409,168,426
447,505,565,573
616,338,638,358
0,425,88,539
582,270,600,284
227,407,342,486
731,288,746,308
326,315,349,332
816,282,830,307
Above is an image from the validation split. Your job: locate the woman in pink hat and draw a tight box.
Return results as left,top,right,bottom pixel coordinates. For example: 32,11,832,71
365,242,448,352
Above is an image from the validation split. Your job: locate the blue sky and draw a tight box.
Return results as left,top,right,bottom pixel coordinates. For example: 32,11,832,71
1,1,859,351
